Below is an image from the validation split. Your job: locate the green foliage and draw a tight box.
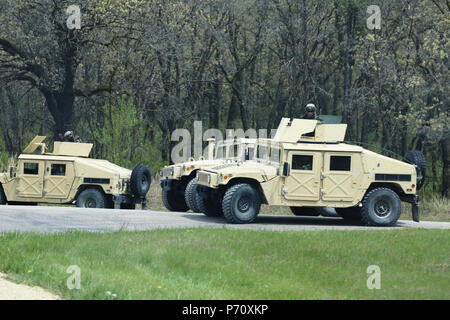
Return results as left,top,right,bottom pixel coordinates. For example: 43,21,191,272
89,96,166,174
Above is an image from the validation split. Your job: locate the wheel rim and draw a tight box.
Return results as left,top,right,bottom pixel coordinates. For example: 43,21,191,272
237,196,251,213
374,199,391,218
85,197,97,208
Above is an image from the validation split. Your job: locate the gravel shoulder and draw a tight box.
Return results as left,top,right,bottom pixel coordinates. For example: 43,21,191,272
0,273,60,300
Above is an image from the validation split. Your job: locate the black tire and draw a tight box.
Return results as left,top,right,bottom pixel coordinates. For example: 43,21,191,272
130,165,152,197
336,207,362,221
290,207,320,216
161,187,189,212
0,185,6,205
403,150,426,190
76,189,106,208
196,191,223,217
222,183,261,224
361,187,402,226
185,179,201,213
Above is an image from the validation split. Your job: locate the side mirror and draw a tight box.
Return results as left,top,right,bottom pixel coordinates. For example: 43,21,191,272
282,162,290,176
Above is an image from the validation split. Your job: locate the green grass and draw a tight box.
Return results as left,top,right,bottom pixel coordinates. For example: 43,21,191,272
0,229,449,300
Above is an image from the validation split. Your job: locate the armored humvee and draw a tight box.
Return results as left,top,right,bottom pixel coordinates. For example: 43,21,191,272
160,138,256,213
0,136,151,209
195,118,424,226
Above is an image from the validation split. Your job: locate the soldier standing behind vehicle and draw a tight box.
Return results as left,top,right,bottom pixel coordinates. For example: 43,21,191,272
302,104,323,123
63,131,82,143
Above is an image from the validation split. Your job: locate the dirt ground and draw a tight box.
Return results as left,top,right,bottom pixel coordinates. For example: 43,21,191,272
0,273,60,300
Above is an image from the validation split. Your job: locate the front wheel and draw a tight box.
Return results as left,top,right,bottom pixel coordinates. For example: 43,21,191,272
196,190,223,217
361,187,402,226
185,179,202,213
222,184,261,224
76,189,106,208
161,186,189,212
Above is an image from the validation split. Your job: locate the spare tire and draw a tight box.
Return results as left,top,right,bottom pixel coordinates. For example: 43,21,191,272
130,165,152,197
403,150,426,190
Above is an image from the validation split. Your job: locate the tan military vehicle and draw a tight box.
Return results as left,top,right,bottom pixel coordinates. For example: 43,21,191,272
195,118,424,226
0,136,152,209
160,138,256,213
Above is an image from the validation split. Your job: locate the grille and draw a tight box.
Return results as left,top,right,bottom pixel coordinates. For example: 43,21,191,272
162,167,173,177
197,172,210,184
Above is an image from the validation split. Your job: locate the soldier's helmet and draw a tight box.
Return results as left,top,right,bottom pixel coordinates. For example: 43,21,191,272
64,131,74,141
305,103,316,113
304,103,316,119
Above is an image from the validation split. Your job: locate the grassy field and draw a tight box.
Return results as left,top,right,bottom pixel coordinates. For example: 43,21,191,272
147,180,450,221
0,228,448,300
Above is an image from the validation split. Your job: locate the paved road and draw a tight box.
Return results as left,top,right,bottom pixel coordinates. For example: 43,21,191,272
0,205,449,233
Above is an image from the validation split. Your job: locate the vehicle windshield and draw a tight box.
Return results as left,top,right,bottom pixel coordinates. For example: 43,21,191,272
256,145,268,161
214,142,241,159
256,143,280,163
214,144,227,159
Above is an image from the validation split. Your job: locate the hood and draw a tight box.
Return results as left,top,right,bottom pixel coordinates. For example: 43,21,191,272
205,160,278,180
77,158,132,178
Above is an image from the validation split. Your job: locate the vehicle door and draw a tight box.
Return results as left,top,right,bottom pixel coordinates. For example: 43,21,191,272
321,153,357,202
283,151,322,201
17,161,44,198
43,161,75,199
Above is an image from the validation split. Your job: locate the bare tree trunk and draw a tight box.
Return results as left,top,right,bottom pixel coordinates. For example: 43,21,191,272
441,137,450,197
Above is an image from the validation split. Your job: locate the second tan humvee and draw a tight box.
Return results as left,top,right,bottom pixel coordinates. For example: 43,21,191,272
159,138,256,213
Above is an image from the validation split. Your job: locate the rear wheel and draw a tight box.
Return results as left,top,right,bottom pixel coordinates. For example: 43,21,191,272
336,207,362,221
185,179,201,213
161,181,189,212
222,184,260,224
76,189,106,208
361,187,401,226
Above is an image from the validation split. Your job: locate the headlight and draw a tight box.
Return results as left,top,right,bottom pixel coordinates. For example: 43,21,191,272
171,168,174,176
159,170,163,177
207,175,211,184
196,172,199,181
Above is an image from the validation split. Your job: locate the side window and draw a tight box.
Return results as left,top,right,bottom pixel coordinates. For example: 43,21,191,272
51,164,66,176
24,163,39,175
330,156,351,171
292,155,313,170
